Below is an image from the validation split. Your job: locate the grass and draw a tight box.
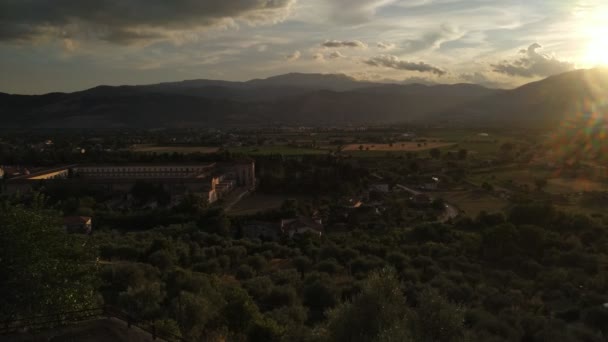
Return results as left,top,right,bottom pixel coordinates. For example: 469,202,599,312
342,142,455,152
545,177,608,194
468,168,549,186
227,146,329,156
435,190,509,217
132,144,331,156
555,204,607,219
469,167,608,195
343,150,419,158
131,144,219,154
456,141,501,156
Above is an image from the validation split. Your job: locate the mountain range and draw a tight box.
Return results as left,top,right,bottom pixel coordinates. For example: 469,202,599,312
1,69,607,129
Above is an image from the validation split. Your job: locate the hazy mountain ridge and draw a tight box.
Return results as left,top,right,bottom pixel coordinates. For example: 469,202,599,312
437,68,608,126
0,69,605,128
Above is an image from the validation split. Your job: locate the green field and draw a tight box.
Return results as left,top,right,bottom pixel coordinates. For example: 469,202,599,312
468,167,549,186
468,167,608,195
131,144,331,156
227,146,329,156
435,191,509,217
131,144,219,154
342,150,422,158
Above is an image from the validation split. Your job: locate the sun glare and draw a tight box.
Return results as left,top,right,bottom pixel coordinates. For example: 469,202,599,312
581,8,608,67
583,28,608,66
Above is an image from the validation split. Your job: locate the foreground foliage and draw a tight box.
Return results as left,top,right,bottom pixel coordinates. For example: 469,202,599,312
2,199,608,341
89,202,608,341
0,203,99,318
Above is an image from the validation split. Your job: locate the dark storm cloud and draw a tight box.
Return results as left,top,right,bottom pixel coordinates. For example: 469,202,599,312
491,43,575,78
321,40,367,48
0,22,42,41
101,30,167,44
365,55,446,76
0,0,295,43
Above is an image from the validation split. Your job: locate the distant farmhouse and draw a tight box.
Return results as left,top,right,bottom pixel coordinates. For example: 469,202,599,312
6,161,255,205
281,217,323,238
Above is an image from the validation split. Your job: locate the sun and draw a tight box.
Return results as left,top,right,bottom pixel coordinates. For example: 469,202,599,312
580,7,608,67
583,27,608,66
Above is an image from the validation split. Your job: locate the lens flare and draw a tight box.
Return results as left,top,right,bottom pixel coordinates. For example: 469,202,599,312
580,6,608,67
583,27,608,66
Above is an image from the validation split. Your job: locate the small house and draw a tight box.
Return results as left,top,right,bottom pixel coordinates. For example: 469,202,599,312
281,217,323,238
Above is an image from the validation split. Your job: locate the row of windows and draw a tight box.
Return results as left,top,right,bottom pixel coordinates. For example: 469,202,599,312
79,167,206,173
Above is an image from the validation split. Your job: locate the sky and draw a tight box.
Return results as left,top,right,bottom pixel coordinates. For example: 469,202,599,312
1,0,607,94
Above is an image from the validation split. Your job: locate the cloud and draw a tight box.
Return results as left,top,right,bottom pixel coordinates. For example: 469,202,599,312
0,0,296,44
321,40,367,48
364,55,447,76
377,42,396,50
402,24,463,53
311,51,346,61
313,52,325,61
62,38,77,52
328,51,346,59
491,43,575,78
328,0,397,24
286,50,301,61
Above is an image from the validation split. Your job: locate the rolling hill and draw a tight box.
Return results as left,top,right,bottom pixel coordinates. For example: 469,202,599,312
1,69,606,128
0,73,496,128
436,68,608,126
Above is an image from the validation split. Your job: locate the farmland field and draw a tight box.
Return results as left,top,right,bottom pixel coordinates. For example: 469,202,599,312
469,167,608,194
227,146,329,156
343,142,455,151
131,144,329,156
435,191,509,217
131,144,220,154
546,177,608,194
